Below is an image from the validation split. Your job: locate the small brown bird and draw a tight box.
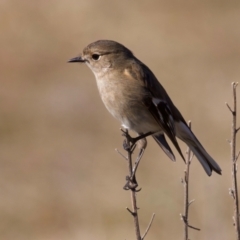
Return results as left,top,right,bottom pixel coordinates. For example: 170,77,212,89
68,40,221,176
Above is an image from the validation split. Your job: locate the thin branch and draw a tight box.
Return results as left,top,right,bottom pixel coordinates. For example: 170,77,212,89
236,127,240,134
132,149,145,178
126,207,134,215
180,214,201,231
226,102,233,113
142,213,156,240
236,151,240,162
226,82,240,239
122,129,142,240
181,121,200,240
120,129,155,240
115,148,128,161
188,199,195,207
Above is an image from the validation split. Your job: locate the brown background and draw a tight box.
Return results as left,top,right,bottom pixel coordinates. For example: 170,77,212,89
1,1,240,239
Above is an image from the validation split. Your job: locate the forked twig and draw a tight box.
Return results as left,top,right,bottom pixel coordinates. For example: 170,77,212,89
180,214,200,231
125,132,141,240
117,129,155,240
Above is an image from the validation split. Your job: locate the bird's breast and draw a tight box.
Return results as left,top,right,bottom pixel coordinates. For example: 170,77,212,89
95,75,127,118
95,74,160,133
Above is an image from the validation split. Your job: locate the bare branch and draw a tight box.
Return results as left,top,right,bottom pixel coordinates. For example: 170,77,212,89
180,214,201,231
142,213,156,240
236,127,240,134
181,122,200,239
115,148,128,161
189,152,194,163
227,82,240,239
226,102,233,113
132,149,145,177
121,129,143,240
126,207,134,215
188,199,195,207
236,151,240,162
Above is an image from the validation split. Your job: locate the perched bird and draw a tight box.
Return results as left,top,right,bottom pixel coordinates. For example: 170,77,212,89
68,40,221,176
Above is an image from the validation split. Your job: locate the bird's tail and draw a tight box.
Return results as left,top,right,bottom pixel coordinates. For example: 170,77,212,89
175,121,222,176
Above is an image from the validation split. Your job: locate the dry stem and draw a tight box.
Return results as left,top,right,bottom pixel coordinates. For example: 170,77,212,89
117,129,155,240
181,122,200,240
226,82,240,239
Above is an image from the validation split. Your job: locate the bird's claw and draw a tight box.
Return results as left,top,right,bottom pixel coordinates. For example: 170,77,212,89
123,139,132,151
123,176,141,192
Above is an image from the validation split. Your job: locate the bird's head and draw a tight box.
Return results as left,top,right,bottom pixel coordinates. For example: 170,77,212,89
68,40,134,75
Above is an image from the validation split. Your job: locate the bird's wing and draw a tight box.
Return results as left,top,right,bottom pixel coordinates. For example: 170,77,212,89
152,133,176,161
126,59,222,175
128,60,185,161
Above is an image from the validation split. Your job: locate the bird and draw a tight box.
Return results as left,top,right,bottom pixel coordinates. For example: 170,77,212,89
68,40,221,176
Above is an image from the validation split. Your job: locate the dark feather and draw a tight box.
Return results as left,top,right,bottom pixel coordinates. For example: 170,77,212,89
153,133,175,161
151,99,185,162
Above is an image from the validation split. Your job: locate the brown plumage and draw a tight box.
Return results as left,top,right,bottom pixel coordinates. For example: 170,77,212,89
68,40,222,176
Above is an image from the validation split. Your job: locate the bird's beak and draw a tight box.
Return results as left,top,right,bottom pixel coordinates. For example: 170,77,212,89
68,56,85,63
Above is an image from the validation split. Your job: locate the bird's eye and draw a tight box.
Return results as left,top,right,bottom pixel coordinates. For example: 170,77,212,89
92,54,101,61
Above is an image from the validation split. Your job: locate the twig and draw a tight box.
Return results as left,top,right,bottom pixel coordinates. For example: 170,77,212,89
226,82,240,239
121,129,141,240
181,121,200,240
226,102,233,113
126,207,134,215
142,213,156,240
236,127,240,134
115,148,128,161
188,199,195,207
235,151,240,162
180,214,201,231
118,129,155,240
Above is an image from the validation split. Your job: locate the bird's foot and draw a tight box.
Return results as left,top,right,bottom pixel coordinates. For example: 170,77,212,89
123,175,141,192
121,129,152,152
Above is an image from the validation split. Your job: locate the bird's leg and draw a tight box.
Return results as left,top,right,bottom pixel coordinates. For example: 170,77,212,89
132,131,153,142
121,129,152,152
121,129,149,191
123,175,139,191
122,134,138,190
132,148,145,180
124,148,145,191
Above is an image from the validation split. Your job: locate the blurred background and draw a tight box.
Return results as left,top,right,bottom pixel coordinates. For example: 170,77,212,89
1,1,240,239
